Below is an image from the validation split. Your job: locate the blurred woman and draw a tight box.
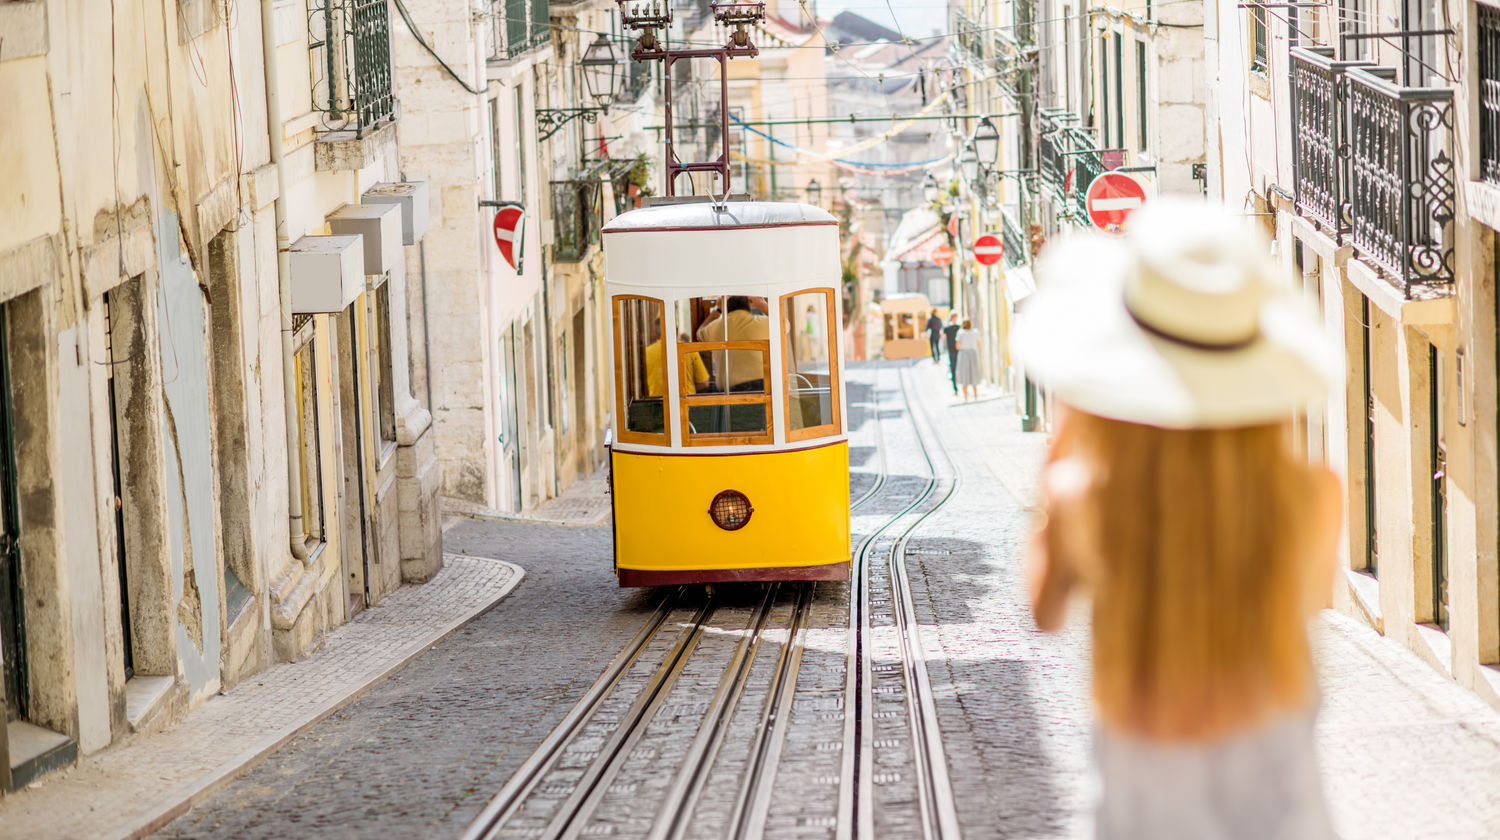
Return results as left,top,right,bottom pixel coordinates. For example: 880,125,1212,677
1015,200,1342,840
954,318,981,400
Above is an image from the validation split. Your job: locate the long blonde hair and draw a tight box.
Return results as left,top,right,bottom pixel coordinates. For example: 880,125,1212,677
1059,411,1324,740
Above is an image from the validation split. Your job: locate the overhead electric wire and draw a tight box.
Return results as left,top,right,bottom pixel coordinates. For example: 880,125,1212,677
393,0,486,95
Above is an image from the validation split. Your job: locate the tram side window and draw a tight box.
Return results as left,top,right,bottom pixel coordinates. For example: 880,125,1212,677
783,290,839,437
677,295,772,441
615,297,667,438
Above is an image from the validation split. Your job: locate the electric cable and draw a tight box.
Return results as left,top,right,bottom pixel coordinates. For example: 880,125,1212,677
393,0,486,95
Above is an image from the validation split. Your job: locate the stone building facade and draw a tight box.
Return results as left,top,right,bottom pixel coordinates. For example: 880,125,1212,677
1210,0,1500,711
0,0,439,792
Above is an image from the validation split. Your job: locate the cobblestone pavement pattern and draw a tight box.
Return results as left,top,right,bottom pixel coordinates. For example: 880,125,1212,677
125,362,1500,839
0,555,523,840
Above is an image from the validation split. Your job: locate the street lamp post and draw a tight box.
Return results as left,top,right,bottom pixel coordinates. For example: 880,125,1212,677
806,178,822,207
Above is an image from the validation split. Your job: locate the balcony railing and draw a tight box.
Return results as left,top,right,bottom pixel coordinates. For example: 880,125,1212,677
1480,6,1500,183
1345,66,1455,294
1290,47,1364,236
1000,206,1027,268
309,0,395,137
1038,113,1112,221
551,180,603,262
1289,49,1455,296
491,0,550,61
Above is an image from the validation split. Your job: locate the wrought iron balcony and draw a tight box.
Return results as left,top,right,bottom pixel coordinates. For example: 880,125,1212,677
491,0,551,61
1037,113,1108,222
551,180,603,262
1290,47,1363,236
1480,6,1500,183
1345,66,1455,295
308,0,395,137
1000,206,1027,268
1288,49,1455,297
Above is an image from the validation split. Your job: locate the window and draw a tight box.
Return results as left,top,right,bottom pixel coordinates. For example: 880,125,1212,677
1099,34,1111,144
613,296,667,443
1136,40,1149,153
677,295,772,445
1112,34,1125,149
1251,6,1268,73
294,325,326,549
782,289,841,440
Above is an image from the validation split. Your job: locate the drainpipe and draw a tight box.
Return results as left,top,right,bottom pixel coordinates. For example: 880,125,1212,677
262,0,310,563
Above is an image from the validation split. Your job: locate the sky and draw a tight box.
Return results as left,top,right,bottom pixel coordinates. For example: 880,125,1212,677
811,1,947,38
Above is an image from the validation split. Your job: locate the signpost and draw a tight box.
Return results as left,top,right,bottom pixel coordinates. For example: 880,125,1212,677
1085,172,1147,233
931,243,954,267
973,232,1004,266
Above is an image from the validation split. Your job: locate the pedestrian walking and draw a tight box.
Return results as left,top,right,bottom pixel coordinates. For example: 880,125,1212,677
943,312,961,394
953,319,981,400
1015,200,1341,840
925,308,944,362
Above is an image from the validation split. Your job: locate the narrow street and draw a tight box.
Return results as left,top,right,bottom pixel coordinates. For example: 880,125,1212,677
122,362,1499,840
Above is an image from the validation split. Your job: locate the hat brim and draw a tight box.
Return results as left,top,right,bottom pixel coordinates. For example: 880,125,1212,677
1012,235,1341,429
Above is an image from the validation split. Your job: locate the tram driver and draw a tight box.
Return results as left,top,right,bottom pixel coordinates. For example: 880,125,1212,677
695,295,770,392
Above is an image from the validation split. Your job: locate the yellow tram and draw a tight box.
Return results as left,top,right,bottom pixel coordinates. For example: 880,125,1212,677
603,200,851,586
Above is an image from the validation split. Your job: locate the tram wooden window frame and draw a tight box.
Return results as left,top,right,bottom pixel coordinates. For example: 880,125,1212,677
677,339,774,447
780,288,842,443
612,295,669,446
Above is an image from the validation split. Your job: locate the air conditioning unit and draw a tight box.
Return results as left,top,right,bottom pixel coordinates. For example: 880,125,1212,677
289,235,365,314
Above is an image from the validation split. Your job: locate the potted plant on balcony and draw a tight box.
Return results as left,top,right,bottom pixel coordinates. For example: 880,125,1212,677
627,155,652,208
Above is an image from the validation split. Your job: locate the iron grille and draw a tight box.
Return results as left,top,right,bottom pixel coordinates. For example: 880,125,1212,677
1001,206,1027,268
1067,126,1107,221
1345,66,1455,295
1290,47,1364,235
308,0,395,137
551,180,603,262
491,0,550,60
1481,6,1500,183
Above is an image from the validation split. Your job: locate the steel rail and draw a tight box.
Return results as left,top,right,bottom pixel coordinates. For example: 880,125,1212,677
840,363,964,840
544,596,719,840
457,588,694,840
889,367,963,840
649,584,782,840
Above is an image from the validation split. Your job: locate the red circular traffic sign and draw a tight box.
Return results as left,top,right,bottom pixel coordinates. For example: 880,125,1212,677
973,233,1004,266
931,243,954,267
1085,172,1146,233
492,204,525,270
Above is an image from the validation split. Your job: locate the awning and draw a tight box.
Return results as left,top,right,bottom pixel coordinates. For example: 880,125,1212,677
1004,265,1036,308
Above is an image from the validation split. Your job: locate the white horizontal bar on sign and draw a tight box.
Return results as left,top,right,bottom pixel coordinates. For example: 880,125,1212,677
1090,197,1143,211
973,245,1003,255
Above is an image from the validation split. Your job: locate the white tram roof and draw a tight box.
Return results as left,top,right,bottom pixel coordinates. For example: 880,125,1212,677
602,199,841,297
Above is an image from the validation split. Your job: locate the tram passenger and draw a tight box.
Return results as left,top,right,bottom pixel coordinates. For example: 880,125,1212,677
695,295,770,391
645,330,711,397
1018,200,1339,840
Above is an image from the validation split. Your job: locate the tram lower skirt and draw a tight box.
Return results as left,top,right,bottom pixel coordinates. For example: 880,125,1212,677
616,561,850,587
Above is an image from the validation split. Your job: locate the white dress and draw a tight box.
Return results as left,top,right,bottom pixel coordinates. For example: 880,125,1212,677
1093,706,1335,840
954,328,981,386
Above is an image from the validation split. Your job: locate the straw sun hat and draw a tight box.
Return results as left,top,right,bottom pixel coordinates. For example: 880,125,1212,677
1012,199,1341,429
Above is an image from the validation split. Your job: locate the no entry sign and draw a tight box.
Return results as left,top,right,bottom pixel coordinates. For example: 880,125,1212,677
931,243,954,267
492,204,526,271
973,232,1004,266
1085,172,1146,233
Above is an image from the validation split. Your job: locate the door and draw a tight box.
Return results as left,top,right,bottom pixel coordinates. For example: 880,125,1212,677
335,305,374,614
0,308,26,721
500,326,522,512
1431,345,1449,629
103,291,134,679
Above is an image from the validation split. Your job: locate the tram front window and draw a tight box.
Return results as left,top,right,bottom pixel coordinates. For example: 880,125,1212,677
614,296,667,440
677,296,772,442
783,289,840,438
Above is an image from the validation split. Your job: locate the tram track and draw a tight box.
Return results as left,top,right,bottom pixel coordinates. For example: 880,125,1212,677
461,362,959,840
842,364,962,840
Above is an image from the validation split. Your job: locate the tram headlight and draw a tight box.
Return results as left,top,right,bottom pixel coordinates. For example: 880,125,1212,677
708,490,754,531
